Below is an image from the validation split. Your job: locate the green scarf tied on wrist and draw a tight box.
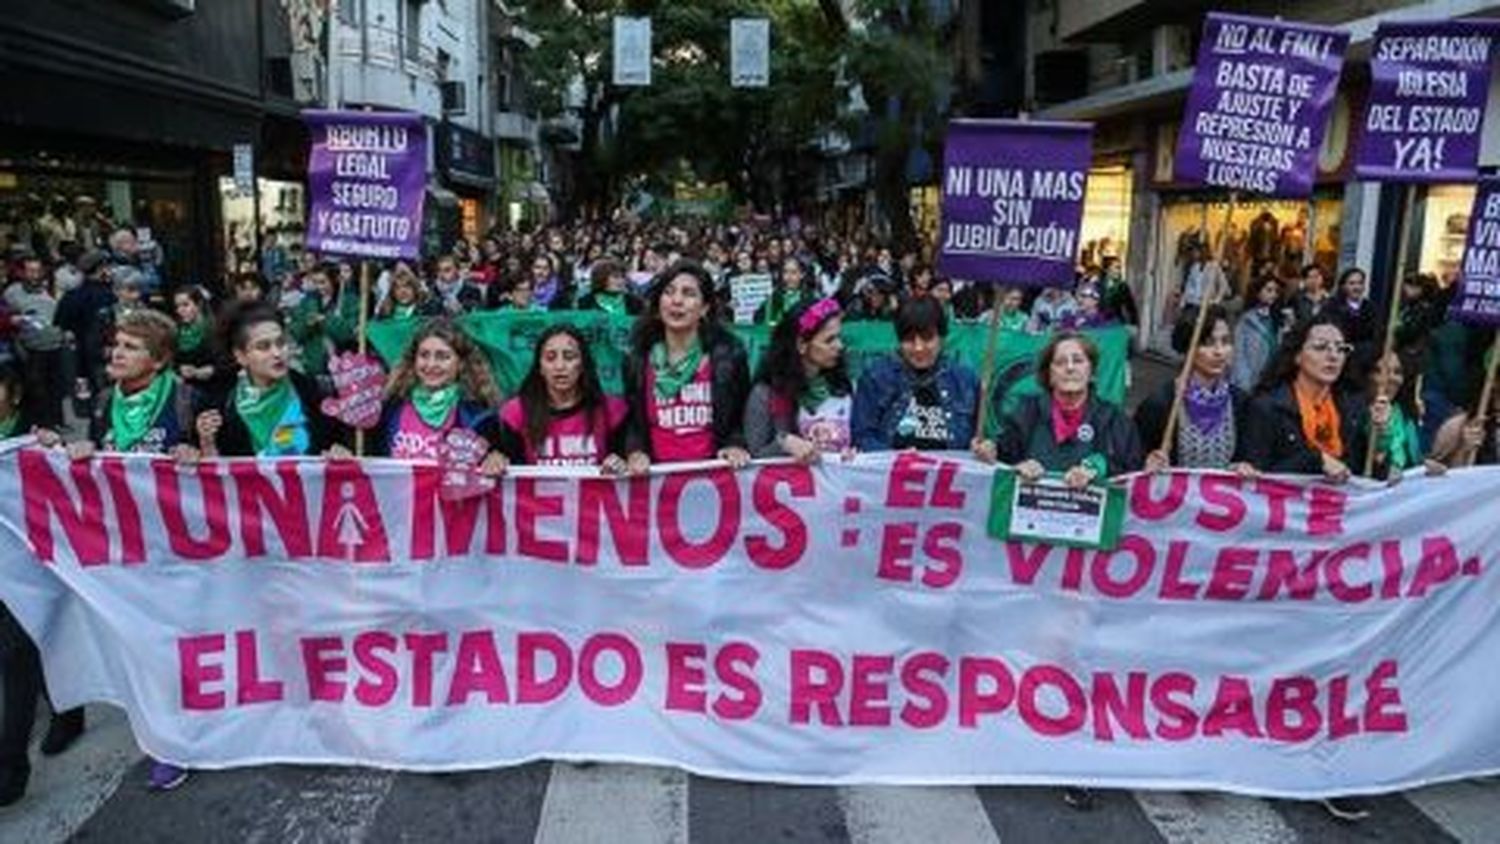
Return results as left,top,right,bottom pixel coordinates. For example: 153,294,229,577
177,319,208,354
650,339,703,400
799,373,832,414
411,383,461,428
235,374,294,454
111,373,173,451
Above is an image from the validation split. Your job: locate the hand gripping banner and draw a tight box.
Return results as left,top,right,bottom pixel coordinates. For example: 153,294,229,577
2,448,1499,797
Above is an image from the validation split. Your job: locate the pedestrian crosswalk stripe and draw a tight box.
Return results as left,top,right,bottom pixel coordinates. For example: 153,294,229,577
840,785,1001,844
1133,790,1299,844
535,763,688,844
1403,779,1500,843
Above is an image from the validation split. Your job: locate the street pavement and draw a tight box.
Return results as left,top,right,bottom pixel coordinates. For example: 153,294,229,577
1,704,1496,843
9,354,1483,844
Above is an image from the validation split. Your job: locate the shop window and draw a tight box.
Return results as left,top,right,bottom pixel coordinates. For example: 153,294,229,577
1417,184,1476,285
1080,165,1132,271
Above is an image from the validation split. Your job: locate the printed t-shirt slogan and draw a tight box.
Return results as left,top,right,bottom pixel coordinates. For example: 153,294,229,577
1175,13,1349,197
305,110,427,260
938,120,1092,287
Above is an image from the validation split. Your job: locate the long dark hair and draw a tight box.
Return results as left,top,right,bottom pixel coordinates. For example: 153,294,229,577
1254,312,1349,396
755,300,851,407
518,324,608,452
629,259,723,363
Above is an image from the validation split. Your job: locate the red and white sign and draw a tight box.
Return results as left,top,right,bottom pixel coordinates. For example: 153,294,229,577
320,352,386,429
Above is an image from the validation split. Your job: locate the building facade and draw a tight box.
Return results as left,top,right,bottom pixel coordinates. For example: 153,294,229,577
1028,0,1500,352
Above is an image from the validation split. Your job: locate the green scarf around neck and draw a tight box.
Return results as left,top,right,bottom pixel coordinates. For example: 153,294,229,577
594,290,627,316
411,383,461,428
177,319,208,354
111,373,173,451
650,338,704,400
235,374,294,454
0,412,20,439
1381,404,1422,472
800,373,832,414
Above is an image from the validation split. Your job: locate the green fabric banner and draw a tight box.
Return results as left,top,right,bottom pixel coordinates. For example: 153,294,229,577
365,313,1129,411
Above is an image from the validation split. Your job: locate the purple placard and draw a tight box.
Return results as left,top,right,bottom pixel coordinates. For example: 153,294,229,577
1450,176,1500,326
304,110,427,260
937,120,1092,287
1356,20,1500,182
1175,13,1349,197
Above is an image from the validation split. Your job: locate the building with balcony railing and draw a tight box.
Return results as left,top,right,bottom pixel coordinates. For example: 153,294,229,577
1027,0,1500,353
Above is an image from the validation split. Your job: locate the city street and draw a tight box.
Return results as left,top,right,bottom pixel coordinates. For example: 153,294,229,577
1,706,1496,843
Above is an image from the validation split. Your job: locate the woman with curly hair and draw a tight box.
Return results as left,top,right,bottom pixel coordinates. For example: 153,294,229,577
498,324,629,470
744,298,853,462
373,319,506,473
376,261,441,320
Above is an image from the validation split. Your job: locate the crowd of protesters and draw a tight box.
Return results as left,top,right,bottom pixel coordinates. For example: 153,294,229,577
0,213,1495,818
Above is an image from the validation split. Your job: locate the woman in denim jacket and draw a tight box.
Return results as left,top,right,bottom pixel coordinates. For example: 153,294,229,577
850,297,978,452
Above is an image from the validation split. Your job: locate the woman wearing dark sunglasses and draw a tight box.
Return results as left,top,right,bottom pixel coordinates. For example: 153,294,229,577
1242,313,1378,483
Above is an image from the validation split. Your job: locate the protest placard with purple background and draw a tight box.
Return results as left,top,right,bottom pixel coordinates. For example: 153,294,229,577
1356,20,1500,182
1450,176,1500,326
305,110,427,260
1175,13,1349,197
937,120,1092,287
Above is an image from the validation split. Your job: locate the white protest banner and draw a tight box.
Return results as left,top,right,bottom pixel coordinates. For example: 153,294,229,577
731,273,774,324
4,449,1500,797
731,18,770,88
613,17,652,87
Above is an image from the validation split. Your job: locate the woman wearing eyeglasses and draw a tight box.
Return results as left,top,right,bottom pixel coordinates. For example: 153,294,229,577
1242,314,1375,482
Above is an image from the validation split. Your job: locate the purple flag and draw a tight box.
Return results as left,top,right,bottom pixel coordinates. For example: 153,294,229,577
304,110,427,261
1175,13,1349,197
1450,176,1500,327
937,120,1092,287
1355,20,1500,182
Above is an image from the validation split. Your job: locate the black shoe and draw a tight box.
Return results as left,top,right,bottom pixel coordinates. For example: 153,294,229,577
1062,786,1095,811
1320,797,1371,822
0,764,30,808
40,710,84,757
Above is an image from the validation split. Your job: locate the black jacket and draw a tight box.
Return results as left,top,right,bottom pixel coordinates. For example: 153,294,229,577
1241,382,1370,476
622,327,750,459
995,392,1142,477
1322,297,1380,351
1134,379,1249,466
207,370,345,457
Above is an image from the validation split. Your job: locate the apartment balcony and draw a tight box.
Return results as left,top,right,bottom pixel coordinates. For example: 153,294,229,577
496,109,538,144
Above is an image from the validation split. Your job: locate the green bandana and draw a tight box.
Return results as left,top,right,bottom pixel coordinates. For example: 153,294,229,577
999,311,1028,332
411,384,461,428
234,374,294,454
594,290,627,316
111,373,173,451
395,304,416,319
800,373,832,414
0,413,19,439
177,319,208,354
650,339,704,400
1381,404,1422,472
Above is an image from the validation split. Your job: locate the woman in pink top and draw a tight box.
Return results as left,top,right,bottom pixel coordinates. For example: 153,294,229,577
374,319,507,473
498,324,629,470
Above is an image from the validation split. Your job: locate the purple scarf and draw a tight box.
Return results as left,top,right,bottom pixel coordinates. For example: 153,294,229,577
1183,378,1231,436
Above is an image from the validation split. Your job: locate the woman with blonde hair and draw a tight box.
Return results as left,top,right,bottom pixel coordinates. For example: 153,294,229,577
376,261,441,320
373,319,506,472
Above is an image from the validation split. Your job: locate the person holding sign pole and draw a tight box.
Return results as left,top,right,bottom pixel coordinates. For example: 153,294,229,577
499,324,629,470
1241,314,1374,481
375,319,506,469
1136,306,1255,475
196,302,348,459
745,298,853,462
622,260,751,473
972,331,1141,488
1429,351,1500,469
851,296,978,453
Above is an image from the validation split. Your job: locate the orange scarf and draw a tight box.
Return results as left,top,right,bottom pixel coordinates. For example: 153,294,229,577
1293,382,1343,458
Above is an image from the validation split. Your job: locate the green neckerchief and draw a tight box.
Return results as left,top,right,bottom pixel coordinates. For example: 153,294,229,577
594,290,627,316
800,373,832,414
0,413,19,439
111,373,173,451
999,310,1028,332
395,304,416,319
1380,404,1422,472
650,338,704,399
235,374,295,454
411,383,461,428
177,318,208,354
